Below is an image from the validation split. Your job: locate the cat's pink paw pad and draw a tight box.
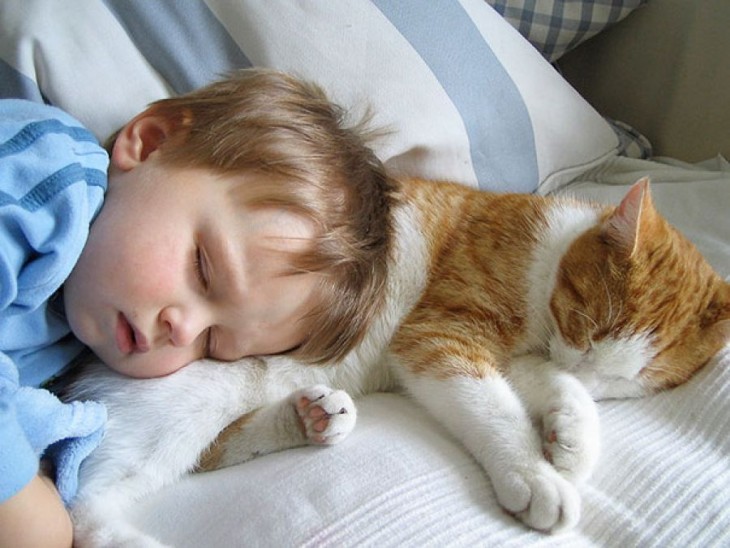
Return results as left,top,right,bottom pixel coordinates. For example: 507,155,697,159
541,405,599,484
291,385,357,445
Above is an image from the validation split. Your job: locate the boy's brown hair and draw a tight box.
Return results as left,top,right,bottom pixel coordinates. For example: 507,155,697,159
113,69,397,363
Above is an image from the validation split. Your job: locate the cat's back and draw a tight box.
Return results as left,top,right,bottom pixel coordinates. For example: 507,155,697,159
400,178,552,272
397,178,605,350
397,179,554,345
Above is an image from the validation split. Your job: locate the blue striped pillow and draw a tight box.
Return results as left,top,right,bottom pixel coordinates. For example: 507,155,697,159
0,0,618,193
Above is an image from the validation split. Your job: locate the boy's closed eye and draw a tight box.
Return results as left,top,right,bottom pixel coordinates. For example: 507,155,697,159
194,245,210,291
192,244,216,358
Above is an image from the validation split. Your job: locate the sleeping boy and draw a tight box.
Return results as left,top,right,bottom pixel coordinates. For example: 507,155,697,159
0,68,393,547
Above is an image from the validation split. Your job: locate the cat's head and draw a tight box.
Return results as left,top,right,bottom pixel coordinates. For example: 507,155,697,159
549,178,730,393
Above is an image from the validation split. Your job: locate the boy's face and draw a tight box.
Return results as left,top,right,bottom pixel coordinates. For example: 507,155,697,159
63,120,320,378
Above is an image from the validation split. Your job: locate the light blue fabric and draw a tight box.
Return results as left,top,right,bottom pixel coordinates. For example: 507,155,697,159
103,0,252,95
0,99,108,505
372,0,538,192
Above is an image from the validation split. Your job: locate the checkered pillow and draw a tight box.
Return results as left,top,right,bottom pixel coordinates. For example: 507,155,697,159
488,0,646,62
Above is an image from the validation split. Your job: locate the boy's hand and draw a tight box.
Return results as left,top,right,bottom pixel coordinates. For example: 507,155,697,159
0,472,72,548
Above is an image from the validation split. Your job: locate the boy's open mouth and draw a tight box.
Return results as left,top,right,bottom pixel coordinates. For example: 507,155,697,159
116,313,150,354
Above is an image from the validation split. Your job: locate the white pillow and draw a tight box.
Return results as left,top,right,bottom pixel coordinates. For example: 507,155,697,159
0,0,618,193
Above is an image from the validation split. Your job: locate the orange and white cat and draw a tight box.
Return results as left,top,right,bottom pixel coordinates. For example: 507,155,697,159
66,178,730,547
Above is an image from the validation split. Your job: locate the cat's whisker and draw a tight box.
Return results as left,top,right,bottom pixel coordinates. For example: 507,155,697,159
610,302,624,332
570,307,599,331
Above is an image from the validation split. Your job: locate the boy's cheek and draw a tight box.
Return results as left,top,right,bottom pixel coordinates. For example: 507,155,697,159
124,247,185,300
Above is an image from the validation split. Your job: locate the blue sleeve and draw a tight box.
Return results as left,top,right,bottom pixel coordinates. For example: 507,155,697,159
0,352,107,505
0,99,108,504
0,98,107,385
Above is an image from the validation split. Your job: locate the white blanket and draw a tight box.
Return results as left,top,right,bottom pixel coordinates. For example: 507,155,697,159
127,350,730,547
126,156,730,547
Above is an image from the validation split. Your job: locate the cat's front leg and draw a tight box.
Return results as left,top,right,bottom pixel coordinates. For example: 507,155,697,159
198,385,357,471
294,385,357,445
400,370,580,532
67,357,279,547
508,355,601,485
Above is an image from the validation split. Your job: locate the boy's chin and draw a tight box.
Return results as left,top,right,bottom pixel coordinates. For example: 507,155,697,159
84,343,138,378
88,347,131,376
94,349,188,380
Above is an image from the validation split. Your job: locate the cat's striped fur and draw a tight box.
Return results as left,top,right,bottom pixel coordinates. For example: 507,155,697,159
67,178,730,546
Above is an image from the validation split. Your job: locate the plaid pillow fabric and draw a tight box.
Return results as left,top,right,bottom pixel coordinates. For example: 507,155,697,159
488,0,646,62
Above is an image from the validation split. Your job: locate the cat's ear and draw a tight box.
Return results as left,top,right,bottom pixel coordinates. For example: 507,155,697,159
603,177,656,256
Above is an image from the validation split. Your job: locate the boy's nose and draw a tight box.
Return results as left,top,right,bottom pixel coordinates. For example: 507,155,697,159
159,305,206,347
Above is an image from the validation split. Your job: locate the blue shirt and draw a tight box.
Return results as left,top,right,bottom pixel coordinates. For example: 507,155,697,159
0,99,108,504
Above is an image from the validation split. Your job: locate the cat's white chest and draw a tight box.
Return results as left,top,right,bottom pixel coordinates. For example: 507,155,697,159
519,202,600,352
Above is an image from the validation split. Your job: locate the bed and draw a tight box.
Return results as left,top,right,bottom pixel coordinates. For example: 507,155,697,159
2,1,728,546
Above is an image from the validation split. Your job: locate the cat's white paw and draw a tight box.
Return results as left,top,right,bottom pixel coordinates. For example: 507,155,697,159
492,460,580,533
541,396,600,484
291,385,356,445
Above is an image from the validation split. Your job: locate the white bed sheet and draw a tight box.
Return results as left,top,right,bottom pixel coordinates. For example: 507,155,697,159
126,156,730,547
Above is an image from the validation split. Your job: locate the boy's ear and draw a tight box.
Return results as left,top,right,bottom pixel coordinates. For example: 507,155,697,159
111,110,175,171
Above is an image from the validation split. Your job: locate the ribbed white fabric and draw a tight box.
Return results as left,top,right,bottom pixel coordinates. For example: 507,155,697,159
127,345,730,547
